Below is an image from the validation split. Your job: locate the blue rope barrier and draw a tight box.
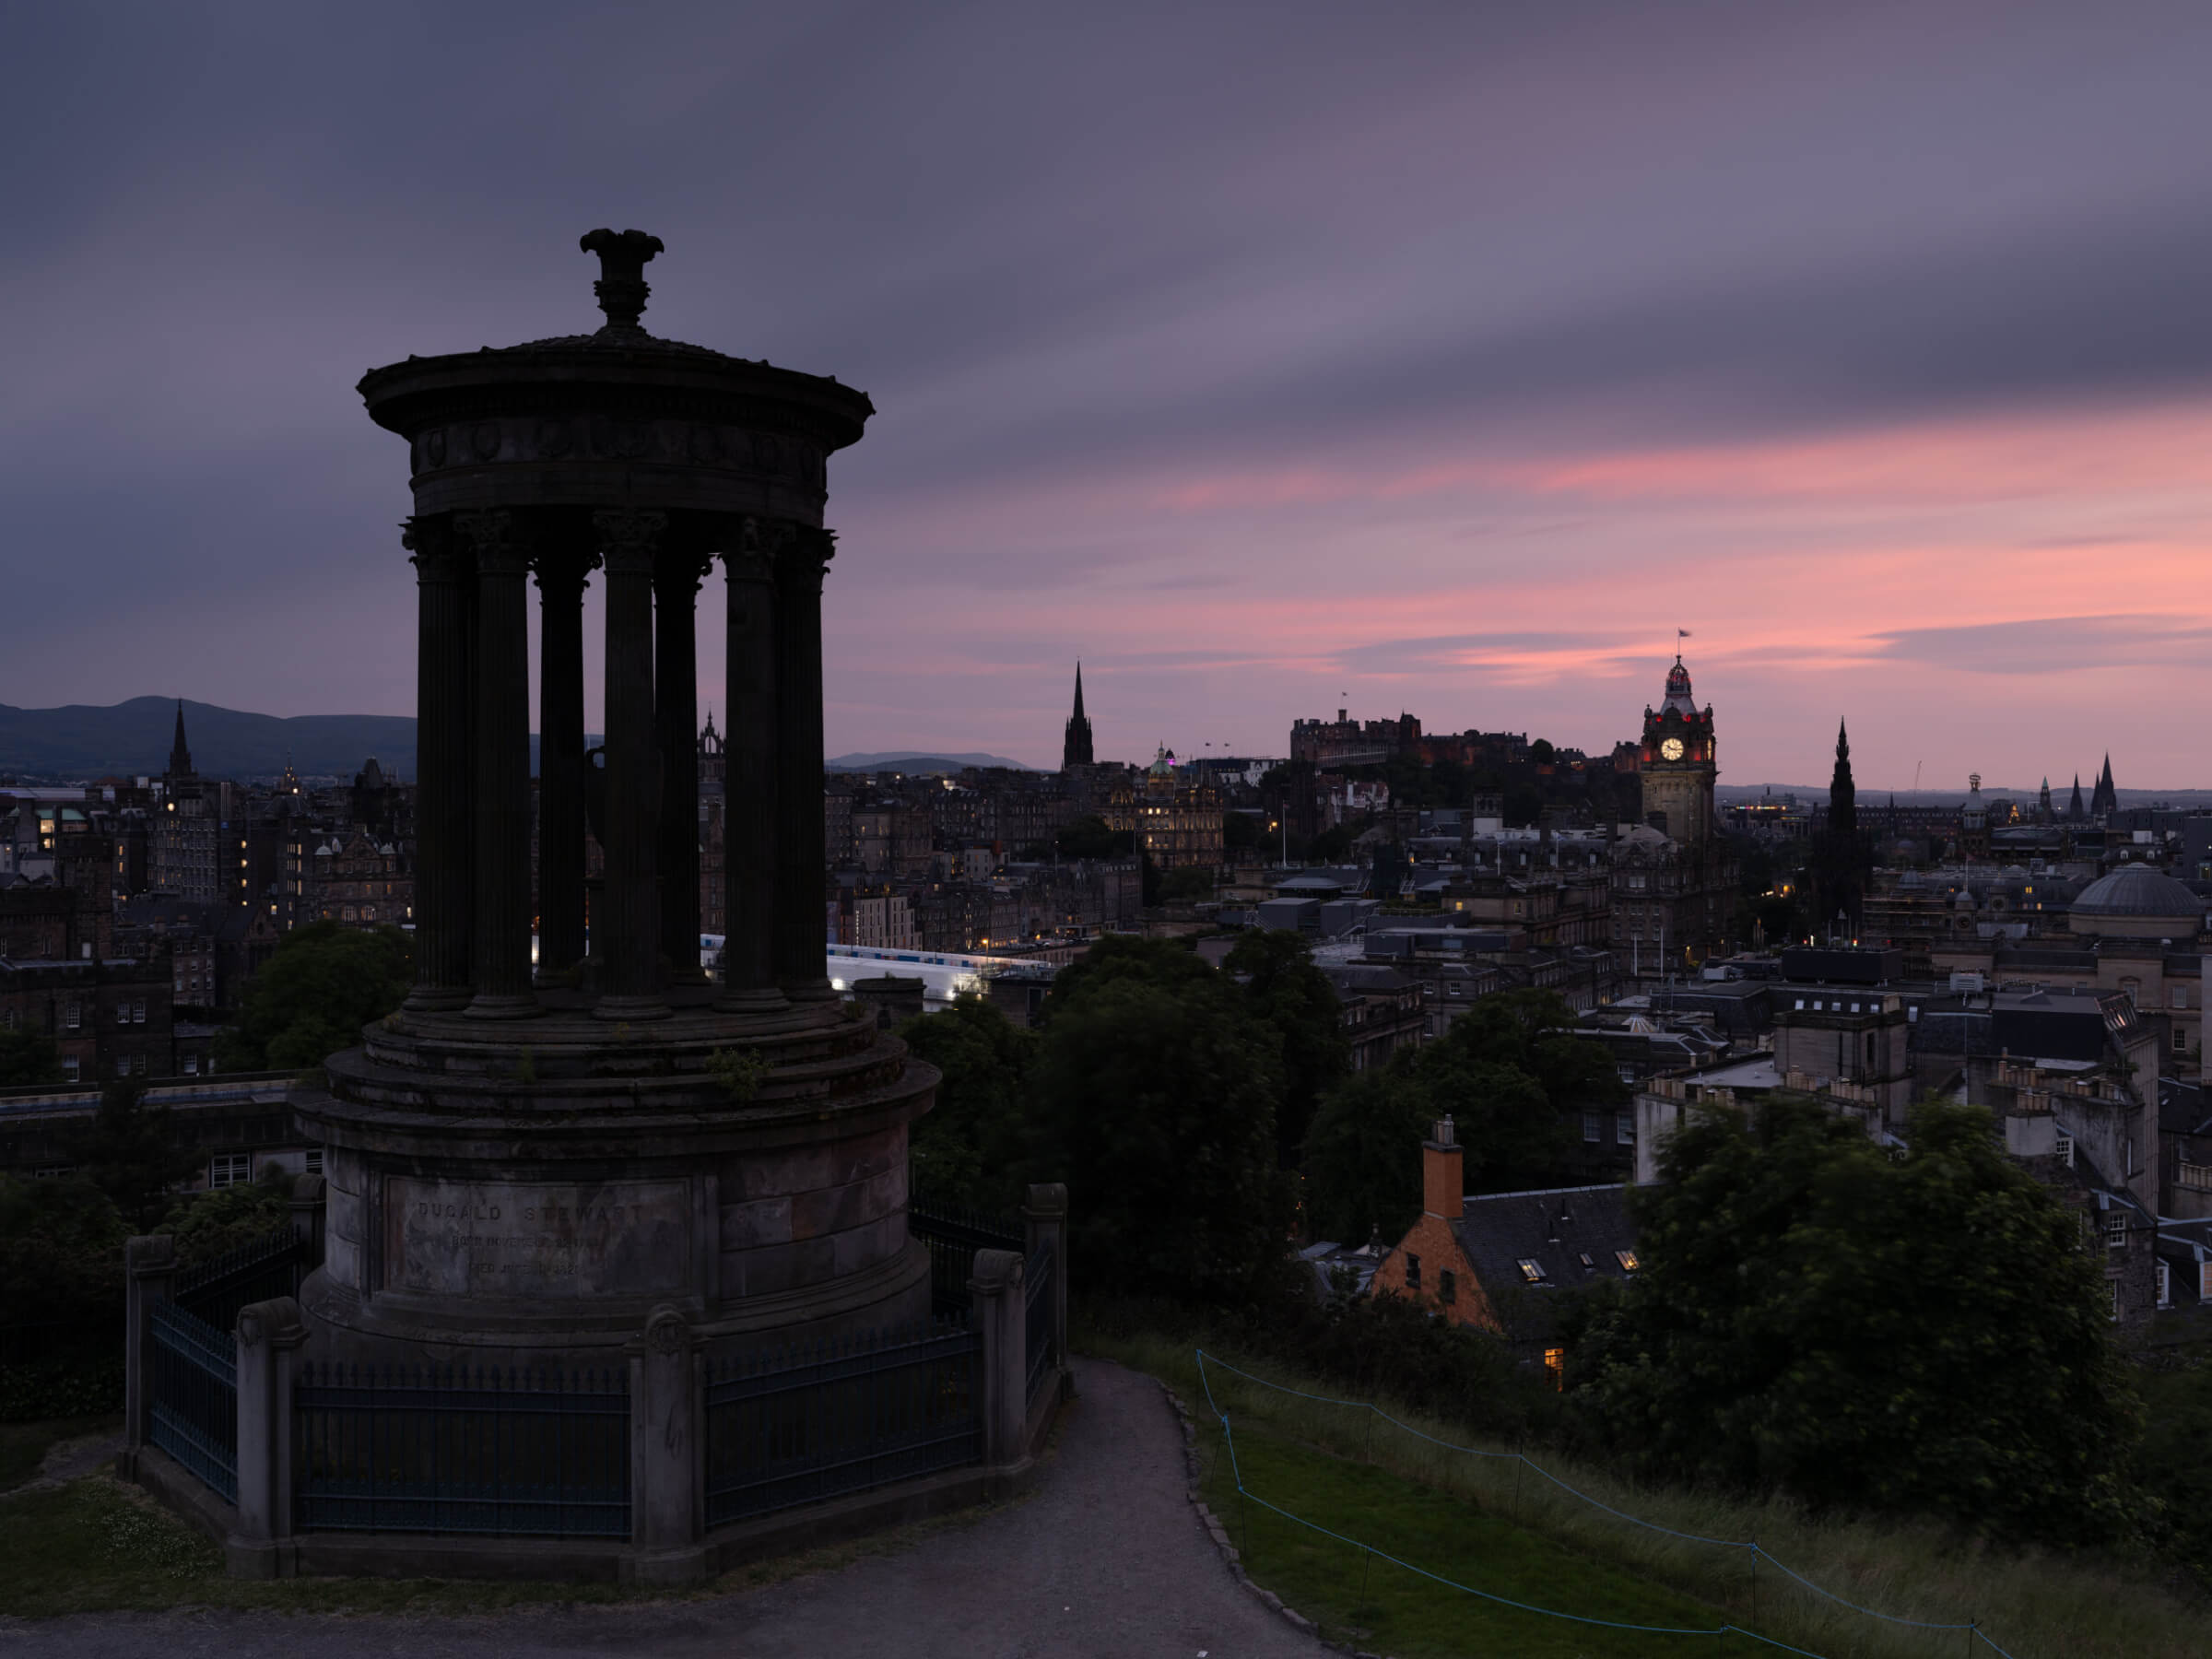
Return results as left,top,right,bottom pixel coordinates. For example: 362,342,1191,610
1195,1349,1991,1639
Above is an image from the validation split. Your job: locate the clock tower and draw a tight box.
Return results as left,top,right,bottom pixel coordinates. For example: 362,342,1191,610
1639,653,1717,844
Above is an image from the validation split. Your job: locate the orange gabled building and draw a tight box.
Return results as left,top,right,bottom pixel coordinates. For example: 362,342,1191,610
1367,1116,1642,1345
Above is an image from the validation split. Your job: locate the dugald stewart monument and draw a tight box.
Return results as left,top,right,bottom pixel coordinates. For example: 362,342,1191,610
300,229,939,1361
120,232,1066,1586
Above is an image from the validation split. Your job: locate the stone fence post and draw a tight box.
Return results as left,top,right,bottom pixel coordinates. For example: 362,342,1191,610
123,1234,177,1475
288,1172,326,1258
229,1295,307,1579
968,1248,1026,1468
626,1305,705,1584
1022,1182,1068,1391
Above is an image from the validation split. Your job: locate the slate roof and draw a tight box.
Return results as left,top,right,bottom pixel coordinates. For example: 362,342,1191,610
1451,1182,1640,1295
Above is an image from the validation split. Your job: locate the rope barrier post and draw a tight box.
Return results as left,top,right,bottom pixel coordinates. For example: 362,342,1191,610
1363,1404,1377,1464
1512,1437,1524,1521
1749,1540,1758,1630
1968,1617,1977,1655
1359,1541,1373,1618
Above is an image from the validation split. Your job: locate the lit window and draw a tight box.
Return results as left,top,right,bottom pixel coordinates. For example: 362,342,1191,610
1615,1250,1639,1272
1517,1258,1547,1283
1543,1347,1564,1390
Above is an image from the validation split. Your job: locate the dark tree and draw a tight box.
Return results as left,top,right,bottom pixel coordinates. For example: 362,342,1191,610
1577,1097,2139,1546
898,995,1038,1212
0,1025,64,1088
1040,932,1216,1026
1223,928,1351,1159
215,921,412,1072
0,1174,127,1328
1300,1067,1430,1246
66,1082,200,1232
1030,971,1296,1311
1401,989,1618,1190
1053,815,1124,860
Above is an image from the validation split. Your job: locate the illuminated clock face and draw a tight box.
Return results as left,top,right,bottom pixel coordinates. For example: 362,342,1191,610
1660,737,1686,760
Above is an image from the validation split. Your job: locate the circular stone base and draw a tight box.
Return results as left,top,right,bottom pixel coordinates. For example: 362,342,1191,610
291,991,939,1369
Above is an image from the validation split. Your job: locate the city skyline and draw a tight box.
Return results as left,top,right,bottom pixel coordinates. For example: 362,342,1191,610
6,5,2211,784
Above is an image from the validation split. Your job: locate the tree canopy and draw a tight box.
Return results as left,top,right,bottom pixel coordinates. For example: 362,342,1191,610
66,1081,200,1231
216,921,411,1072
0,1025,64,1088
898,995,1037,1213
1400,988,1620,1191
1575,1096,2139,1546
1027,934,1297,1309
1222,928,1350,1159
1300,1066,1431,1247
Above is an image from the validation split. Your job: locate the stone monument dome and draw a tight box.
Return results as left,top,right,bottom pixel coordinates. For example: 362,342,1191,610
295,231,936,1366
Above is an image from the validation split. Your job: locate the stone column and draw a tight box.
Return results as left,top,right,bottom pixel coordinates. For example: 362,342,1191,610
457,510,538,1019
1022,1182,1068,1388
404,516,474,1010
535,530,597,979
123,1234,177,1471
624,1305,705,1584
654,542,712,986
228,1295,307,1580
594,508,670,1019
967,1248,1027,1469
718,519,783,1009
772,527,834,1000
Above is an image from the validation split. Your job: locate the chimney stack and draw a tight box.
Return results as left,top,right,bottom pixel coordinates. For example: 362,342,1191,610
1422,1116,1462,1219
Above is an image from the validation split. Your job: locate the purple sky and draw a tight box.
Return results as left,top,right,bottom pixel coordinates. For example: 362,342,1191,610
6,2,2210,787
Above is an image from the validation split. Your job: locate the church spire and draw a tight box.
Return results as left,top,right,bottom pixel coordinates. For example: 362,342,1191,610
1061,661,1094,771
2090,753,2117,818
167,698,194,780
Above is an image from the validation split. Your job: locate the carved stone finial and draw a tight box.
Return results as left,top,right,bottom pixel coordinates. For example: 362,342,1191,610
579,228,665,333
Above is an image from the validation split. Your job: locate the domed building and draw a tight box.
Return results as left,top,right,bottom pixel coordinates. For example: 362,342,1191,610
2068,865,2207,942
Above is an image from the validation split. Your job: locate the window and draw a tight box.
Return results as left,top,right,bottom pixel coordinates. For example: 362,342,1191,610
31,1165,75,1180
1543,1347,1565,1391
1439,1269,1456,1305
1617,1111,1634,1146
305,1149,324,1175
2105,1214,2128,1249
2157,1261,2171,1308
1405,1253,1421,1291
2171,986,2188,1009
182,1055,198,1076
62,1056,79,1082
1516,1258,1547,1283
2202,1262,2212,1301
1616,1249,1640,1272
2176,1029,2190,1054
133,999,146,1023
114,1055,132,1077
2109,1281,2121,1322
64,1002,81,1030
2056,1133,2075,1170
1577,1253,1595,1270
209,1153,252,1188
1582,1111,1602,1143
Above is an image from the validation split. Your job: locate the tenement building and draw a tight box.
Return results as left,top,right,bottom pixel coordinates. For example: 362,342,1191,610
1104,747,1225,869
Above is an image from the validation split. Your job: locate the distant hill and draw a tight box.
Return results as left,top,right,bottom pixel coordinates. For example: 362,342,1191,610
0,699,417,783
826,751,1034,773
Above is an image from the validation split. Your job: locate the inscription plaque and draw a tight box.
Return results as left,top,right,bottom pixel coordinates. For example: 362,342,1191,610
387,1177,690,1299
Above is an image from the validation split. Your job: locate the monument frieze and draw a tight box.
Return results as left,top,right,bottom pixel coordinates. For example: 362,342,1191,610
386,1175,692,1300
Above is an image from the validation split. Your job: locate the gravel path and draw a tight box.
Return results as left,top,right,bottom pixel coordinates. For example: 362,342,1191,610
3,1359,1322,1659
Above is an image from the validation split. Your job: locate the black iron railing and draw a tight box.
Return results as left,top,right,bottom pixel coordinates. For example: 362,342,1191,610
908,1195,1022,1318
1025,1237,1055,1409
703,1321,981,1526
175,1226,319,1334
293,1362,631,1538
148,1298,237,1501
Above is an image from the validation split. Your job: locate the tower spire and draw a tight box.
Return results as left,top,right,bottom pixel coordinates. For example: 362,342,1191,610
1061,661,1094,771
167,698,193,779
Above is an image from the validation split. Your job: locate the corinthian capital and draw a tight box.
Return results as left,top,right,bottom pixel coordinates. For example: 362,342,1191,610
773,524,835,592
455,509,533,576
403,516,467,582
593,507,667,575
